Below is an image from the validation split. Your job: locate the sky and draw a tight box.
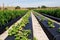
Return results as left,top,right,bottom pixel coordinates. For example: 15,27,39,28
0,0,60,7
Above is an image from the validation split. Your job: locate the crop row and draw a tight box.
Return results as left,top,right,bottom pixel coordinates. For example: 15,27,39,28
34,9,60,18
33,11,60,40
34,11,55,28
8,11,31,40
0,10,28,27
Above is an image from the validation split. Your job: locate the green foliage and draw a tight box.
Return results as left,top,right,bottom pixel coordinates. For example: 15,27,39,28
8,11,31,40
34,9,60,18
15,30,31,40
48,20,55,28
33,11,45,21
40,16,45,21
33,37,37,40
33,11,55,28
5,26,9,30
0,10,28,27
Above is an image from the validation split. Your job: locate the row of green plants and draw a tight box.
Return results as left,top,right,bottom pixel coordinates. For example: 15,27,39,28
8,11,31,40
34,9,60,18
33,11,60,32
0,10,28,27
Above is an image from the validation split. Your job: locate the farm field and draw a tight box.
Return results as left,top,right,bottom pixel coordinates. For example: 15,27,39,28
33,10,60,40
0,0,60,40
0,9,60,40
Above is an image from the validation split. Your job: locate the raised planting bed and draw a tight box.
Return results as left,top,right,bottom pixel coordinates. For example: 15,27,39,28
34,12,60,40
5,11,33,40
0,10,28,34
34,9,60,22
40,13,60,22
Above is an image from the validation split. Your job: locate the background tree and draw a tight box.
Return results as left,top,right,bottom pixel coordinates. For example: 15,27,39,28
15,6,20,9
4,8,8,10
38,6,40,8
41,5,46,8
0,7,1,10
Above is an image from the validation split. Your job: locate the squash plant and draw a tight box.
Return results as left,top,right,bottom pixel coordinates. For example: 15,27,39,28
40,16,45,21
8,11,31,40
15,30,31,40
48,20,55,28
